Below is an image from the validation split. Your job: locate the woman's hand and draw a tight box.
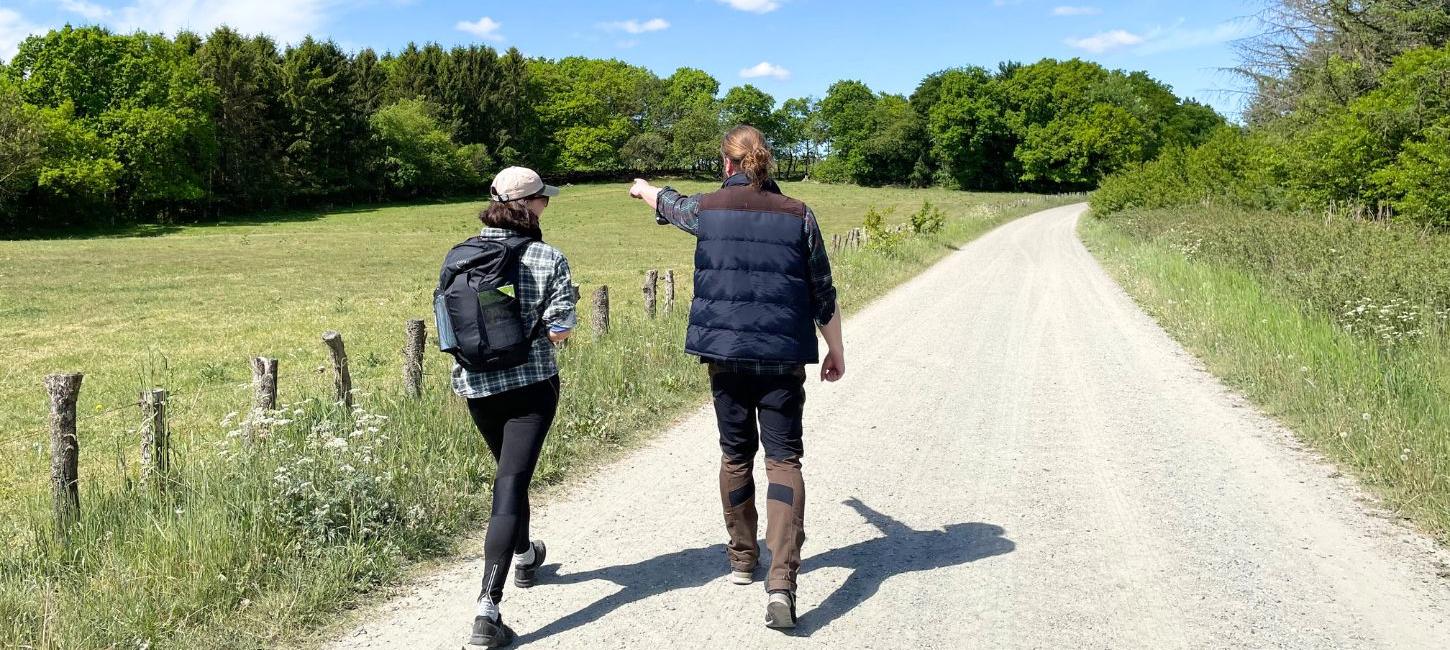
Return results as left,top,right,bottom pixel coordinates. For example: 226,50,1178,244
820,347,845,382
547,329,572,344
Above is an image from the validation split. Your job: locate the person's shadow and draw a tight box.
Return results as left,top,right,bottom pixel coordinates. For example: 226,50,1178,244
793,498,1015,634
517,498,1013,643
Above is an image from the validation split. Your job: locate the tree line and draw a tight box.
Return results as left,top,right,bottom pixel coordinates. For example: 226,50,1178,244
1,25,1222,233
1094,0,1450,229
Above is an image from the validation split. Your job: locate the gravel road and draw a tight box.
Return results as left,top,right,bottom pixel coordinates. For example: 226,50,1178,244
330,203,1450,649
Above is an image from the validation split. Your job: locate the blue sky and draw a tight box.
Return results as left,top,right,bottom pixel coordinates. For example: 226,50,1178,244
1,0,1261,117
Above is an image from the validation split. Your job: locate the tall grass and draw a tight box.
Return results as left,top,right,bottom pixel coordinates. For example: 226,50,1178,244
1081,206,1450,543
1,189,1076,648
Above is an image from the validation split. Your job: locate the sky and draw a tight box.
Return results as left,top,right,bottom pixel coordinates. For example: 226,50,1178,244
0,0,1264,118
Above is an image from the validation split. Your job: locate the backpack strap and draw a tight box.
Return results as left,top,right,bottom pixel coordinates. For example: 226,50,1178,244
499,235,548,341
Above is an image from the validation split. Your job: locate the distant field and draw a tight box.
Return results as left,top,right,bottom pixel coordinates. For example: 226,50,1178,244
0,181,1059,534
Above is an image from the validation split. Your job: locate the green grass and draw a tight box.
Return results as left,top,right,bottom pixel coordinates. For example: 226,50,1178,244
0,181,1076,648
1080,206,1450,544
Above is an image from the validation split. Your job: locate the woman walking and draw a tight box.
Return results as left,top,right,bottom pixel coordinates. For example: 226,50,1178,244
450,167,577,647
628,125,846,629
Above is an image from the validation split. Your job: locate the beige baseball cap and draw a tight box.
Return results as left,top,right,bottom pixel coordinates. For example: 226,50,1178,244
489,166,560,202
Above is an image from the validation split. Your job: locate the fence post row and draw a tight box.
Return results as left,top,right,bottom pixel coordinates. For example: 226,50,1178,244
403,319,425,398
592,285,610,337
322,331,353,408
45,372,82,539
664,270,675,314
643,270,658,318
139,388,169,486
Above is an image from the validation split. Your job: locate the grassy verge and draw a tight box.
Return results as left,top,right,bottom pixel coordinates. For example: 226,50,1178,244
0,183,1076,648
1080,206,1450,543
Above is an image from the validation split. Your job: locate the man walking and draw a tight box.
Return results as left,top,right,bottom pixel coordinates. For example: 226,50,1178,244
629,125,845,629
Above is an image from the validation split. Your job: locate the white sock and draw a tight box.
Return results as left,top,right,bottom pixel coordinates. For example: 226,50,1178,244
513,544,535,567
475,597,499,621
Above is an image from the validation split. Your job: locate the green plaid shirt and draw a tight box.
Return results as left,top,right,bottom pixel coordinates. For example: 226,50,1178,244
451,228,578,398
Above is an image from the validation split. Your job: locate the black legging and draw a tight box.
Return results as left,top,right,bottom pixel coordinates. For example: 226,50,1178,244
466,374,560,605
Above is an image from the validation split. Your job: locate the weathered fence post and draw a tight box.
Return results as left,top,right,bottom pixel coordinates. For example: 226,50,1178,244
643,270,658,318
244,356,278,442
592,286,610,338
664,270,675,314
139,388,169,486
322,331,353,408
45,372,82,538
403,319,425,398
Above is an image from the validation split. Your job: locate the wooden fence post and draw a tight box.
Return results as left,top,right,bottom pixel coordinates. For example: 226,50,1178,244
403,319,425,398
592,286,610,338
139,388,169,486
643,270,658,318
45,372,82,538
664,270,675,314
322,331,353,408
245,356,278,442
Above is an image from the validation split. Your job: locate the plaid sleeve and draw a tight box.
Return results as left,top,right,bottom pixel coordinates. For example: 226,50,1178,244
803,206,838,327
542,253,577,331
656,188,703,236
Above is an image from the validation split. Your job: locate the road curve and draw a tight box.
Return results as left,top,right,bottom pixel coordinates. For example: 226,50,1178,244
330,204,1450,649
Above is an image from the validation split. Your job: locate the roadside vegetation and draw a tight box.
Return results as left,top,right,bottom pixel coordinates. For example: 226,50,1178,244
1081,207,1450,541
0,184,1076,648
1088,1,1450,540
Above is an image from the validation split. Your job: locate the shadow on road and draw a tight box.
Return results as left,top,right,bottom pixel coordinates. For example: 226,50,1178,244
792,498,1015,635
517,498,1014,644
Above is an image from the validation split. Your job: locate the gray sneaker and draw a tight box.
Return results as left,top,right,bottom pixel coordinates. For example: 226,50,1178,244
729,564,756,585
765,590,796,629
465,615,515,648
513,540,547,588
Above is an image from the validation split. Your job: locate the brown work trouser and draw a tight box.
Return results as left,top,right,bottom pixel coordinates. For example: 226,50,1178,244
710,365,807,593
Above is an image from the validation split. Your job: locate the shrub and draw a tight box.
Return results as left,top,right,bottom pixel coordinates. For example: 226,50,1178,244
909,200,946,234
863,205,906,254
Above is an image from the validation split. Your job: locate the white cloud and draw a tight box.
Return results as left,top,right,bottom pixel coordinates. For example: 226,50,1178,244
59,0,113,21
601,18,670,34
0,9,45,62
456,16,504,42
740,61,790,80
1134,20,1257,54
1064,29,1143,53
1052,6,1101,16
115,0,331,45
718,0,781,14
1066,19,1257,56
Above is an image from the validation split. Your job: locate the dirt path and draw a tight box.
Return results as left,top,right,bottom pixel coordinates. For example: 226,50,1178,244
329,204,1450,649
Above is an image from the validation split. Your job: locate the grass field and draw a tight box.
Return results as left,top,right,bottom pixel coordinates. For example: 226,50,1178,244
1081,207,1450,544
0,181,1074,648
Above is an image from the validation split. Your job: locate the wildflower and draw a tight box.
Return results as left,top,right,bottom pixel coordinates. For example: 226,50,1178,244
1299,366,1309,373
1339,431,1348,439
1361,412,1371,422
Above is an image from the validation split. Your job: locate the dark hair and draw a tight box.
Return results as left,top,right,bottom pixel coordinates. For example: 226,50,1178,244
721,124,774,189
479,200,543,240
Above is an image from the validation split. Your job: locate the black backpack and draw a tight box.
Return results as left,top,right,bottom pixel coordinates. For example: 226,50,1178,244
433,235,542,372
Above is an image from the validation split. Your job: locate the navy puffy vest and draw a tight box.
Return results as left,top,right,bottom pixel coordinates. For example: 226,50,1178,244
686,180,819,364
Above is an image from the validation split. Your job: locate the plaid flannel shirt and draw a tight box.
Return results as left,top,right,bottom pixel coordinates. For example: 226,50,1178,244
655,178,838,376
451,228,578,398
